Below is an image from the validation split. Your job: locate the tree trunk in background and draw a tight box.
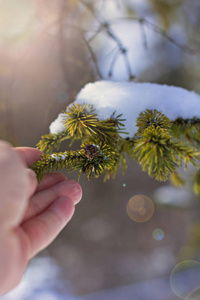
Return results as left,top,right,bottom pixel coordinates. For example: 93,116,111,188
0,0,94,146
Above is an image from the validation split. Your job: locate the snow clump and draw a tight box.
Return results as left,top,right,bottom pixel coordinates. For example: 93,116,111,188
50,81,200,138
49,112,66,134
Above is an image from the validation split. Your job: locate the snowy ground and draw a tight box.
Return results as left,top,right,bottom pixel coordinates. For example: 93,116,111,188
1,256,177,300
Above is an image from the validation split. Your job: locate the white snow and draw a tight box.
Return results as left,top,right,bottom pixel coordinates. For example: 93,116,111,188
154,186,193,208
50,152,68,161
50,81,200,138
1,256,76,300
50,153,59,161
49,112,66,134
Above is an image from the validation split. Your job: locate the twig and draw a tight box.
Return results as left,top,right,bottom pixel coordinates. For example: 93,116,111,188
103,22,136,80
108,48,120,77
87,25,103,43
144,18,196,55
78,0,103,24
45,1,197,83
81,34,103,79
139,19,148,50
77,0,197,80
107,16,197,55
78,0,136,80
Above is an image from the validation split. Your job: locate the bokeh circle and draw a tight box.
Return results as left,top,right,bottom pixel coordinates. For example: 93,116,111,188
170,260,200,299
126,194,154,223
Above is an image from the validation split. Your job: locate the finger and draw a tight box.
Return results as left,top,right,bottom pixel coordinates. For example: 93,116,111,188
26,169,38,198
22,196,75,259
23,179,82,222
36,172,68,192
16,148,69,193
15,147,43,167
0,142,30,226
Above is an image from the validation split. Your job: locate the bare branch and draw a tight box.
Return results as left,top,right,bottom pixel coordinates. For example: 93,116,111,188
78,0,103,24
64,0,197,82
144,18,197,55
139,19,148,50
77,0,137,80
81,34,103,79
87,25,103,43
103,22,136,80
108,48,120,78
107,17,197,55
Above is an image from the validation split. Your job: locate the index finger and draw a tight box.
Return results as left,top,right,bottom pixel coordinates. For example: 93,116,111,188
15,147,43,167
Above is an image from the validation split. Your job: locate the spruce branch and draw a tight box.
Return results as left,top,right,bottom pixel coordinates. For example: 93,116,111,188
37,131,70,154
63,103,127,143
172,117,200,147
133,124,200,181
136,109,172,135
193,169,200,195
169,171,185,188
63,103,98,138
133,126,177,181
32,143,116,182
168,140,200,169
102,138,130,181
32,150,83,183
34,104,200,194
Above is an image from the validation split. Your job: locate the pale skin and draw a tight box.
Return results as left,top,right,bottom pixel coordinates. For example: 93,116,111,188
0,141,82,295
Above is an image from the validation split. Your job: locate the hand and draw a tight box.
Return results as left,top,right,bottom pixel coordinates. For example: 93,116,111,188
0,141,82,295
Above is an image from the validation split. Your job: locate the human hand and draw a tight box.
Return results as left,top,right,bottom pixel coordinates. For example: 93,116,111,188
0,141,82,295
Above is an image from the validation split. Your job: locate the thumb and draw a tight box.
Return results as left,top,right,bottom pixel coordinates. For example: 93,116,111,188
0,141,30,227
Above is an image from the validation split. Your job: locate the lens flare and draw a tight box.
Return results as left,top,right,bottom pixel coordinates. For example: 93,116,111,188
0,0,38,47
170,260,200,299
126,194,154,223
152,228,164,241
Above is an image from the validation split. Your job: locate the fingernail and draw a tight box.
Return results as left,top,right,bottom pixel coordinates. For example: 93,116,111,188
65,180,82,204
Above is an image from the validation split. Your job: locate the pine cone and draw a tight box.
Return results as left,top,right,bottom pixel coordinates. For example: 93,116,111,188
84,144,99,159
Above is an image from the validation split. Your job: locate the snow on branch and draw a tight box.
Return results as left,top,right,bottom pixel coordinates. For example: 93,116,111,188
51,81,200,138
33,81,200,195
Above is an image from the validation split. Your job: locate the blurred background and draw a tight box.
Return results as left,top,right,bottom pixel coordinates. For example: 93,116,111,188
1,0,200,299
